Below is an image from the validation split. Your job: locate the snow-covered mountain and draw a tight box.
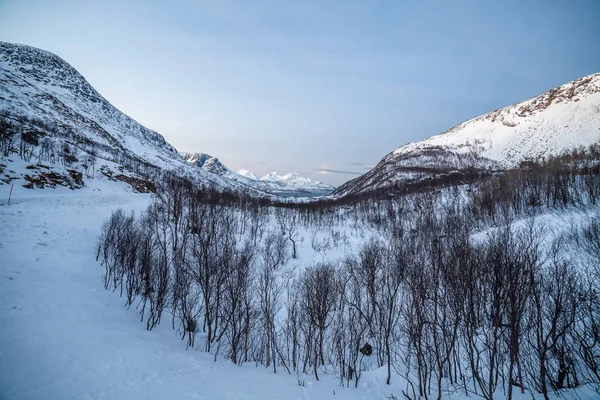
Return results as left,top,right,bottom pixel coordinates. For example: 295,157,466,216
180,152,334,195
238,169,258,180
180,152,213,168
335,72,600,196
259,171,335,192
0,42,180,167
0,41,334,198
0,42,273,195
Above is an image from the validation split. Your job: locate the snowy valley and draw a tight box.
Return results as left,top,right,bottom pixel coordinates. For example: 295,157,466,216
1,40,600,400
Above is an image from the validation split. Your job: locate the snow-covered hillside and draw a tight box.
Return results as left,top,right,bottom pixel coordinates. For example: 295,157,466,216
0,42,270,195
0,42,181,168
0,41,333,198
179,152,213,168
336,73,600,196
181,152,335,195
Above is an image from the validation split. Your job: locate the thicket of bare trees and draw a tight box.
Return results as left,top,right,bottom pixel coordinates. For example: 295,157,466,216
96,152,600,398
3,99,598,397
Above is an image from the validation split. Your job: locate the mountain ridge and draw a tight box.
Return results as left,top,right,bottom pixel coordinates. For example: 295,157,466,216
0,42,180,163
335,72,600,197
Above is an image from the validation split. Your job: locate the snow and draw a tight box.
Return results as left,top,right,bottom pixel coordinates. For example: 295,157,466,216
2,183,597,399
1,149,598,400
0,187,329,400
0,41,273,196
259,171,335,191
0,184,368,399
238,169,259,180
392,72,600,165
1,41,327,197
0,166,359,399
0,42,182,169
1,41,598,400
180,152,213,168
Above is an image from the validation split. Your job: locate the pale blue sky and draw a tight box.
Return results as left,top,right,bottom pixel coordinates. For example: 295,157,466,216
1,0,599,185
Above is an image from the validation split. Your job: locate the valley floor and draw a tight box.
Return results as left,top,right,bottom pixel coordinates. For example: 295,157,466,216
0,186,388,400
1,184,598,400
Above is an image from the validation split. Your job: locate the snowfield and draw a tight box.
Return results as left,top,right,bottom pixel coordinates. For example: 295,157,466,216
1,181,599,399
0,184,388,400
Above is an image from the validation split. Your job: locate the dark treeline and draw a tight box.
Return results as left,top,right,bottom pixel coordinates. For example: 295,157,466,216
97,146,600,400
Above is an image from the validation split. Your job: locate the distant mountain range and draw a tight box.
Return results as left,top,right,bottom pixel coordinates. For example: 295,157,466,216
180,152,335,195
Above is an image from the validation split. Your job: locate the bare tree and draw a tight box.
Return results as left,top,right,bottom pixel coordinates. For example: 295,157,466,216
258,232,288,372
300,262,339,380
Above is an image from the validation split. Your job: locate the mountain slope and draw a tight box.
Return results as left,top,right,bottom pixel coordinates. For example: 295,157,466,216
0,42,181,165
180,152,213,168
335,72,600,196
0,41,263,194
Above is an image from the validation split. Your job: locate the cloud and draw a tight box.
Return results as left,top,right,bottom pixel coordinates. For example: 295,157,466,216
311,168,362,175
349,162,375,170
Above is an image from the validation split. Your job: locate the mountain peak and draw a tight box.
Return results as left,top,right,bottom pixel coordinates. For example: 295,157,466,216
180,152,213,168
237,169,258,180
283,172,301,179
201,157,229,175
260,171,283,181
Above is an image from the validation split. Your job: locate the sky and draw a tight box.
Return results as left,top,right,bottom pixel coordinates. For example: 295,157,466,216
1,0,599,186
